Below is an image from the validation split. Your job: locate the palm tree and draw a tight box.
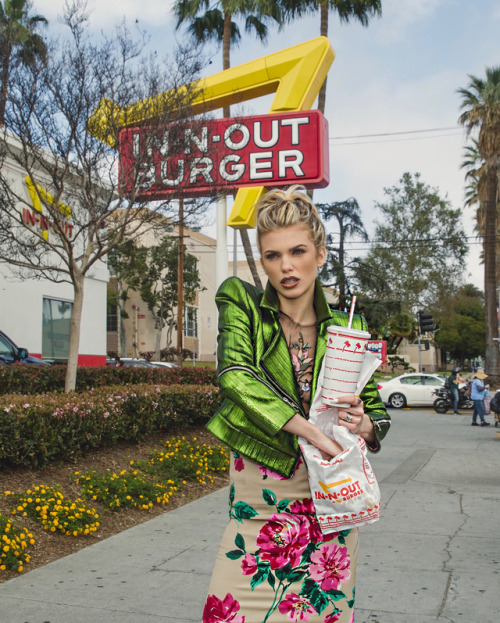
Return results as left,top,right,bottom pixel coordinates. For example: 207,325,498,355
281,0,381,113
317,197,368,309
0,0,47,126
462,137,500,289
458,66,500,383
174,0,283,289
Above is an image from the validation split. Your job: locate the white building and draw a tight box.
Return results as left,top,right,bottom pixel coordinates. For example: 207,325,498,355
0,133,108,365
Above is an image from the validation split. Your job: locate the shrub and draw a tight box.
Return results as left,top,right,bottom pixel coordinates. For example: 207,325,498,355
0,384,221,468
0,512,35,573
134,436,230,486
76,436,230,510
0,364,217,395
75,469,178,511
9,486,100,537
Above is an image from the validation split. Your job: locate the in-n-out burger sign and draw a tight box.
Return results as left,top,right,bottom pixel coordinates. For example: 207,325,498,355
119,110,329,199
23,177,74,241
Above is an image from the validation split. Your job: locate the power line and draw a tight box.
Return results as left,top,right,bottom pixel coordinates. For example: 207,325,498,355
330,126,461,140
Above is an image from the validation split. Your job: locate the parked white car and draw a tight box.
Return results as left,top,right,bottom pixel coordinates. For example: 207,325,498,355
377,373,446,408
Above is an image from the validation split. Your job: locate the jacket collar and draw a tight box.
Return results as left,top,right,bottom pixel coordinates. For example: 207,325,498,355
259,279,336,410
260,278,334,326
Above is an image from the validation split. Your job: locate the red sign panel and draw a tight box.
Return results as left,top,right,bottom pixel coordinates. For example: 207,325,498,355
118,110,329,199
367,340,387,365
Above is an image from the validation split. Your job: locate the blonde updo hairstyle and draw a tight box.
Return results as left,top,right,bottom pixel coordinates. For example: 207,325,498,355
256,185,325,255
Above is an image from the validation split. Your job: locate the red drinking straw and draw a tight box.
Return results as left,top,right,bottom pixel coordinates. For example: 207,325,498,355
347,296,356,329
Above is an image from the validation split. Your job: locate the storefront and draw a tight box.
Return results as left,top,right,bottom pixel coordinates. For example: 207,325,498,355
0,136,108,366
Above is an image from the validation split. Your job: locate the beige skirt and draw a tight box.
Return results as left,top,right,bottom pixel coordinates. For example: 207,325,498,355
203,453,358,623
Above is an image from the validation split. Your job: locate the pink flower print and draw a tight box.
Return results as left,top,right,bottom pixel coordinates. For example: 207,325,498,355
278,593,318,622
287,498,339,543
291,352,301,372
202,593,245,623
258,465,288,480
324,611,342,623
241,553,257,576
289,497,315,516
349,611,354,623
234,457,245,472
257,513,311,570
309,543,351,591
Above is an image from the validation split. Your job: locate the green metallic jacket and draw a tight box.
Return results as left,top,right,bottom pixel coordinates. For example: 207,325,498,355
206,276,390,478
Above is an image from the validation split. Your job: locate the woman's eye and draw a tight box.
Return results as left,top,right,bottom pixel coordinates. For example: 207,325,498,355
293,248,305,255
265,253,278,260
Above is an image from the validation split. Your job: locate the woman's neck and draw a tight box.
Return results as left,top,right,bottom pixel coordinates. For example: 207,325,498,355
278,295,316,326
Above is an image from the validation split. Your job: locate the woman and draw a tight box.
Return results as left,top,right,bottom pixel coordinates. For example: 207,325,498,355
470,368,490,426
203,186,390,623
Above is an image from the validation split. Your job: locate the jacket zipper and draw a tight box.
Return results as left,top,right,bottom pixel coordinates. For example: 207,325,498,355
219,364,300,412
259,360,305,416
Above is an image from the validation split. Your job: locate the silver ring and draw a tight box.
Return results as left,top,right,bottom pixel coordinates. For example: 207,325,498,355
346,413,353,423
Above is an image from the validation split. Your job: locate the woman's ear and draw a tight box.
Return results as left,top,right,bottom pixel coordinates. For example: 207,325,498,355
317,245,327,268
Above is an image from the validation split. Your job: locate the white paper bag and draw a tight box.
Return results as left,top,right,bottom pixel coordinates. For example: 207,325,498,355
299,351,382,533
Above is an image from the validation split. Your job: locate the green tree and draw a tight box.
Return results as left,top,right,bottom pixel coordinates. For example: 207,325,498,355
108,240,149,357
435,284,485,365
0,0,47,126
354,172,468,313
458,68,500,383
281,0,381,112
0,3,207,391
111,238,202,360
174,0,283,290
317,197,368,310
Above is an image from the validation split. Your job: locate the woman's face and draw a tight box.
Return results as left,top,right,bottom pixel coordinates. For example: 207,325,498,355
260,223,326,306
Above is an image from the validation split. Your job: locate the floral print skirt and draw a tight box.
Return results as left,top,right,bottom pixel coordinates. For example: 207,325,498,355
203,453,358,623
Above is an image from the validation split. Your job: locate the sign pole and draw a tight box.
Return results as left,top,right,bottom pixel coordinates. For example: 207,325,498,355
177,198,184,367
215,194,228,290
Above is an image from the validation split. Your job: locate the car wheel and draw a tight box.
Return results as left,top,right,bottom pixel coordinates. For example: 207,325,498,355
389,392,406,409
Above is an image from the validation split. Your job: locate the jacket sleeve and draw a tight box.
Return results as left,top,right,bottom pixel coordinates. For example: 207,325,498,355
216,278,298,437
357,315,391,453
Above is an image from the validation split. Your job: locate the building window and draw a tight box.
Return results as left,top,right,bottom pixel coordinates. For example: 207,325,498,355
107,303,118,332
183,306,198,338
42,297,73,361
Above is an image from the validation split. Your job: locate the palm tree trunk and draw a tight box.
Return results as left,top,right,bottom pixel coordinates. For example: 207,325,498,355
241,228,263,289
338,232,345,310
483,164,500,384
317,2,329,114
222,11,262,289
0,48,11,127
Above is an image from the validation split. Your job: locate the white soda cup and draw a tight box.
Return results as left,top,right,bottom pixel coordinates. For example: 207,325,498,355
321,325,371,407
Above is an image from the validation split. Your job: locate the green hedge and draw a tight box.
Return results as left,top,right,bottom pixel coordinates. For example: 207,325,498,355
0,364,217,395
0,384,221,469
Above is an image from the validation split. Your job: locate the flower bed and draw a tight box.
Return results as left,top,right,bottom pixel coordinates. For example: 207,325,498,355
0,384,221,469
0,364,217,395
0,513,35,573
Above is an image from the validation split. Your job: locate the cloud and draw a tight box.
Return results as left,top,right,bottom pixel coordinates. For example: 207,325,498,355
374,0,448,44
35,0,176,29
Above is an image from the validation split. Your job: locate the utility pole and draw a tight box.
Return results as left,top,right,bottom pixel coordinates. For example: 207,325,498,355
177,198,184,367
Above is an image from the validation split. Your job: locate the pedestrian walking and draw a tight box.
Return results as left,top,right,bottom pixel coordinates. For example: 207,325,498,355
470,368,490,426
448,367,466,414
203,185,390,623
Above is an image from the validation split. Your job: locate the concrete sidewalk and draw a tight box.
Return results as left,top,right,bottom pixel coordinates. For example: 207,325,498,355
1,410,499,622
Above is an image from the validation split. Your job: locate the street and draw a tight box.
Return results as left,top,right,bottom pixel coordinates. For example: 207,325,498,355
0,408,498,623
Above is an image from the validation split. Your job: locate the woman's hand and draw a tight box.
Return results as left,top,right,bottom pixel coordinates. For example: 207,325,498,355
336,395,376,444
282,413,343,461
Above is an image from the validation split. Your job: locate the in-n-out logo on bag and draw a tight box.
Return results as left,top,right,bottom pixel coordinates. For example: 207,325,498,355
315,477,364,503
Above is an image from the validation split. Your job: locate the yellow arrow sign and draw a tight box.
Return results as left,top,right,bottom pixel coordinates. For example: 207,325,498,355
87,36,334,229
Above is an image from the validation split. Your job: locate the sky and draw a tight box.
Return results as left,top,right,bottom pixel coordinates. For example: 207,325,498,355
35,0,500,288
